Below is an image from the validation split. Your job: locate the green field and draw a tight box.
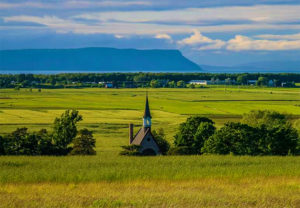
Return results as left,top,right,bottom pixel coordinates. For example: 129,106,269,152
0,87,300,207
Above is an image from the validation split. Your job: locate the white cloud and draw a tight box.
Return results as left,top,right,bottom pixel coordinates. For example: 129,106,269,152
114,34,124,38
155,33,172,40
177,31,300,51
255,33,300,40
178,30,226,50
75,5,300,25
0,1,151,9
226,35,300,51
5,4,300,35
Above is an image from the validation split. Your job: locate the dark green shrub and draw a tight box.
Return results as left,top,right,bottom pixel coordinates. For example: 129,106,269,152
257,123,299,155
174,116,215,154
70,129,96,155
152,128,170,155
202,122,260,155
3,128,40,155
120,145,141,156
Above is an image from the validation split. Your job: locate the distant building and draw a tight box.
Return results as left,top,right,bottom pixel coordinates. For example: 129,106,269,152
189,80,211,85
247,80,257,85
268,80,275,87
98,82,114,88
105,83,113,88
129,95,160,155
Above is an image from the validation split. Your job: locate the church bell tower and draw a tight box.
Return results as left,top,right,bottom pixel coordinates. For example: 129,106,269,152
143,93,152,130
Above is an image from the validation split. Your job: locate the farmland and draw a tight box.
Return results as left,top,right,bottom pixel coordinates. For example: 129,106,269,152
0,87,300,207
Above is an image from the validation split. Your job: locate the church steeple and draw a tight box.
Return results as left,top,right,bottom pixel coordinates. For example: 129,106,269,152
143,93,152,128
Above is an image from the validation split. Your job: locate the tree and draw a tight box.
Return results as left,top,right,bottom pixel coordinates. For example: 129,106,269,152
70,129,96,155
174,116,215,154
150,80,161,88
193,122,216,154
242,110,288,129
168,81,176,88
237,74,247,85
202,122,259,155
257,76,268,86
37,129,54,155
241,110,299,155
152,128,170,155
176,80,186,88
52,110,83,154
257,123,299,155
2,128,40,155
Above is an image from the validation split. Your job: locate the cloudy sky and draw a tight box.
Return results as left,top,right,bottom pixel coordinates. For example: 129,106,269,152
1,0,300,66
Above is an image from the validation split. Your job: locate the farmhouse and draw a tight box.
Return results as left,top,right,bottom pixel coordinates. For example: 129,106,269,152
189,80,211,85
129,95,161,155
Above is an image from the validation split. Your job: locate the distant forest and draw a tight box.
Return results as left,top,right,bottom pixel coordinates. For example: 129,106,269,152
0,73,299,89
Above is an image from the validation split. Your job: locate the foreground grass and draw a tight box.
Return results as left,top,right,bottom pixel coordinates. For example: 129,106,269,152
1,154,300,207
1,178,300,208
1,154,300,183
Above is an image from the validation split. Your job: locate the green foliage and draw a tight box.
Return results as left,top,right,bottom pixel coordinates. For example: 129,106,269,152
70,129,96,155
202,122,259,155
119,145,141,156
152,128,170,155
257,76,269,86
242,110,287,128
174,116,215,154
2,128,40,155
237,74,248,85
257,123,299,155
194,122,216,154
0,110,95,156
176,80,186,88
150,80,161,88
52,110,83,154
203,111,300,156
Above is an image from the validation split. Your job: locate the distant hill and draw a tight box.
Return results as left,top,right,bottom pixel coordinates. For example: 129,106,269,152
0,47,201,72
201,61,300,73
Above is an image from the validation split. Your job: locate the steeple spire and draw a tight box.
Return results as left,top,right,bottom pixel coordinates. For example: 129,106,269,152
143,92,152,118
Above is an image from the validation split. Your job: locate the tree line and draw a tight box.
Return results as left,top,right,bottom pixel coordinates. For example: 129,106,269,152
122,110,300,156
170,110,300,156
0,110,96,156
0,73,299,89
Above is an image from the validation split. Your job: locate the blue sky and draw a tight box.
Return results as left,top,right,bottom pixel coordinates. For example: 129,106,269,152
1,0,300,66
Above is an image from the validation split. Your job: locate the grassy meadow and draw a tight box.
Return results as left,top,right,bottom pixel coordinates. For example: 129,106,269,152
0,87,300,207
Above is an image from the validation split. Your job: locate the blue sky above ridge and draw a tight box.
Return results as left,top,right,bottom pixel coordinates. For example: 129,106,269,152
1,0,300,66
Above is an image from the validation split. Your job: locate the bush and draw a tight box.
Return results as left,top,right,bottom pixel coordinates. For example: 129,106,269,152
0,110,95,156
257,123,299,155
202,122,259,155
2,128,40,155
152,128,170,155
243,110,299,155
119,145,141,156
202,111,300,156
70,129,96,155
174,116,215,154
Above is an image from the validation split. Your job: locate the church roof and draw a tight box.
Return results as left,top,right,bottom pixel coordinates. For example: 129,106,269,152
131,128,151,145
143,95,152,118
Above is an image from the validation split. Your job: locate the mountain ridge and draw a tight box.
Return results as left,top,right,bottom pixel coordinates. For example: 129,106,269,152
0,47,201,72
